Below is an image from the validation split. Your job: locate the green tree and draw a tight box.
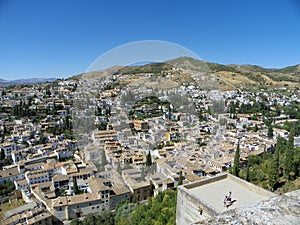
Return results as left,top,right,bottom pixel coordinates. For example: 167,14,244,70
70,218,82,225
253,124,258,132
232,140,240,177
114,201,138,225
246,155,250,182
0,180,15,196
97,210,115,225
73,176,80,195
98,121,107,130
0,149,5,160
268,136,281,190
178,171,183,186
285,128,295,180
267,124,273,138
146,151,152,167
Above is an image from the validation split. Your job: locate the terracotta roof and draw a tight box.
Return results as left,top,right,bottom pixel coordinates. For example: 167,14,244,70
52,193,100,207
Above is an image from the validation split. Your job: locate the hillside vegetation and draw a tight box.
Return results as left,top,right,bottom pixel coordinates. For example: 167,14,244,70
68,57,300,90
70,190,177,225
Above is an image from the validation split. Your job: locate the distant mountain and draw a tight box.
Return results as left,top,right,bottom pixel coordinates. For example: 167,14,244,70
0,77,57,86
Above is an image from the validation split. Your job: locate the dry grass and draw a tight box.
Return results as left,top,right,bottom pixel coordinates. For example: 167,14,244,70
0,198,26,220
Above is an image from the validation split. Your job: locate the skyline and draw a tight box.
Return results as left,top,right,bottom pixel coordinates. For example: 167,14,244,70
0,0,300,80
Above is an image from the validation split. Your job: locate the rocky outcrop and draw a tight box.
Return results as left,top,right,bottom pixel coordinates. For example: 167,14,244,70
194,189,300,225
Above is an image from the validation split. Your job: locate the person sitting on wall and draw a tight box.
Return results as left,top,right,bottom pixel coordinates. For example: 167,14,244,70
223,195,228,207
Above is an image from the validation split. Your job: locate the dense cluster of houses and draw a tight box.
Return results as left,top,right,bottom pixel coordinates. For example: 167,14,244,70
0,73,299,224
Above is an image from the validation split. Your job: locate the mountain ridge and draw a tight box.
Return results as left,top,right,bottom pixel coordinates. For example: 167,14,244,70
0,77,57,86
68,57,299,90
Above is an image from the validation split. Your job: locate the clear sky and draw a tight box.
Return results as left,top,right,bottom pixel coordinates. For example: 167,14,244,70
0,0,300,80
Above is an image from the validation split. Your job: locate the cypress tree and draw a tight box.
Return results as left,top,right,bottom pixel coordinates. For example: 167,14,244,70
178,171,183,186
285,128,295,180
268,136,281,190
117,160,122,175
246,155,250,182
73,176,80,195
232,140,240,177
146,151,152,167
0,149,5,160
267,125,273,138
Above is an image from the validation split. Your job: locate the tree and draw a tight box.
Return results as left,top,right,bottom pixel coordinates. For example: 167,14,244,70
246,155,250,182
0,180,15,196
178,171,183,186
267,124,273,138
285,128,295,180
117,160,122,175
70,218,82,225
98,121,107,130
1,129,5,143
146,151,152,167
232,140,240,177
253,124,258,132
73,176,80,195
268,136,281,190
0,149,5,160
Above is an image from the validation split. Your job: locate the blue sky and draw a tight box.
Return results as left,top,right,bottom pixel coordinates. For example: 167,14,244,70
0,0,300,80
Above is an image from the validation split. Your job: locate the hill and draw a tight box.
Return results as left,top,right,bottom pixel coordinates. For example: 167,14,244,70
0,77,57,86
68,57,300,90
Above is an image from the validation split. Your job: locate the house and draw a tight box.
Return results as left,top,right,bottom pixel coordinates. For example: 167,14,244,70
51,193,104,221
25,170,50,185
0,142,16,158
149,172,175,197
1,202,53,225
122,168,152,202
133,120,149,132
0,166,24,185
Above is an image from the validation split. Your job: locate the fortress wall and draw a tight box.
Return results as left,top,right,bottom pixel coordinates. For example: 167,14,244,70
176,173,276,224
227,174,276,198
176,185,217,225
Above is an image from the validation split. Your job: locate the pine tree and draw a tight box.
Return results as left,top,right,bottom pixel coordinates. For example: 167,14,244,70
232,140,240,177
268,136,281,190
285,128,295,180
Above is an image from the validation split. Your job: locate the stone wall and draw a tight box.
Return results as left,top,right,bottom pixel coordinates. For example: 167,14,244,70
194,189,300,225
176,173,277,225
176,185,216,225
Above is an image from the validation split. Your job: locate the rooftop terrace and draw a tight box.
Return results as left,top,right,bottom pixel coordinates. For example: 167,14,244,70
187,174,273,214
176,173,276,224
